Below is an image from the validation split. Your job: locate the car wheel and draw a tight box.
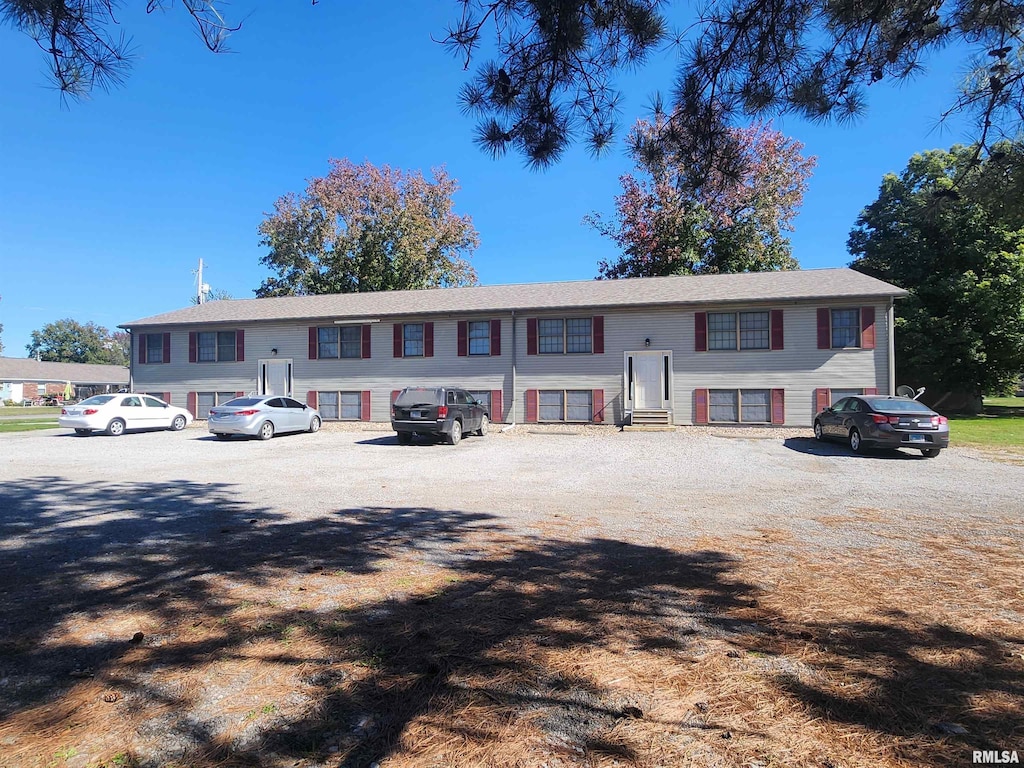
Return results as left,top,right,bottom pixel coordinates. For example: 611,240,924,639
476,415,489,437
106,418,125,437
258,421,275,441
170,414,187,431
215,433,232,441
921,448,941,458
397,432,412,445
813,421,824,441
849,428,864,454
447,420,462,446
308,416,321,433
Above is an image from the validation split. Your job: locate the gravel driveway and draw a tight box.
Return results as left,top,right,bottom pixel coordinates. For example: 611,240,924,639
1,424,1020,768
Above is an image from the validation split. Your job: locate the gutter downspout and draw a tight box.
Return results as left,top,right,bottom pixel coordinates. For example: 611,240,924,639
501,309,518,432
128,329,135,393
887,297,896,395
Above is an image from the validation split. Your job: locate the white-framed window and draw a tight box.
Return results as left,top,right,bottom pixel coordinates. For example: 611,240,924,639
708,311,769,350
538,318,593,354
468,321,490,355
318,391,362,420
144,334,164,363
831,309,861,349
829,388,863,403
709,389,771,423
318,326,361,359
197,331,236,362
403,323,424,357
539,389,593,422
197,391,238,419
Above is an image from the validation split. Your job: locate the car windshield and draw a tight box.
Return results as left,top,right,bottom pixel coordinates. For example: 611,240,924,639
865,398,934,413
222,398,263,407
395,388,443,407
79,395,115,406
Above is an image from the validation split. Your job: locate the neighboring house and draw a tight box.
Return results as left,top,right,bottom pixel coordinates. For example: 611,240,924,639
119,268,906,427
0,358,130,403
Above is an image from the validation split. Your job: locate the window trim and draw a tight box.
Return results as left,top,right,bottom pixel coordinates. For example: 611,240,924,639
317,390,364,421
830,308,862,349
705,311,770,351
537,317,594,355
194,330,239,363
316,325,363,359
143,333,165,364
403,323,425,358
707,388,772,424
537,389,594,422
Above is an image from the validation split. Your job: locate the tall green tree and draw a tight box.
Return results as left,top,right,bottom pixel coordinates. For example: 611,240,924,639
26,319,129,365
587,120,815,278
849,143,1024,408
6,1,1023,170
256,159,479,297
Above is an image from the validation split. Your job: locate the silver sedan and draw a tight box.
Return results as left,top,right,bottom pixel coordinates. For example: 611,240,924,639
207,396,321,440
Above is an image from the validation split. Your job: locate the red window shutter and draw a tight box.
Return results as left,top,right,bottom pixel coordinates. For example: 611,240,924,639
770,310,784,350
593,316,604,354
864,387,878,395
308,327,318,360
187,391,197,417
457,320,468,357
361,324,372,359
815,388,831,412
592,389,604,423
393,324,403,358
235,391,244,398
694,388,709,424
695,312,708,352
424,322,434,357
391,389,401,405
861,306,876,349
188,332,197,363
525,389,538,422
817,309,831,349
307,390,318,408
163,392,172,404
361,391,371,421
162,333,171,364
138,335,147,364
771,388,785,424
235,329,244,362
490,318,501,356
527,318,538,355
490,389,502,420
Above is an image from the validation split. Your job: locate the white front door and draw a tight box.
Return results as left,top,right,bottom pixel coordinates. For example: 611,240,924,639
633,353,663,409
259,359,293,397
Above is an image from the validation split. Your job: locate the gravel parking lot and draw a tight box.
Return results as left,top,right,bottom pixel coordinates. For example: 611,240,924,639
1,424,1021,767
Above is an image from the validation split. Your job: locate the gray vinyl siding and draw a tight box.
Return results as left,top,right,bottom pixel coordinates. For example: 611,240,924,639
129,299,891,427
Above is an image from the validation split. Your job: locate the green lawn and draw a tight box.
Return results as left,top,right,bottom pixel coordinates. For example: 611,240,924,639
949,414,1024,447
983,396,1024,408
0,420,59,433
0,406,63,416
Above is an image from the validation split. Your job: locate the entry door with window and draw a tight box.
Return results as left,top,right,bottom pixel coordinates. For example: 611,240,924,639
259,359,293,397
626,351,672,410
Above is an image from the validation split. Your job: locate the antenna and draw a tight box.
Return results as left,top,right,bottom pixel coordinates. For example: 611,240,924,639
192,259,210,304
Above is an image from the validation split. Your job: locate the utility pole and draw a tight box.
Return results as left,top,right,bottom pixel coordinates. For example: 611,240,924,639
194,259,210,305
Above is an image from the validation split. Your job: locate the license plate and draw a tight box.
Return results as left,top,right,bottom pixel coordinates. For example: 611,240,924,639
909,434,926,443
411,410,422,419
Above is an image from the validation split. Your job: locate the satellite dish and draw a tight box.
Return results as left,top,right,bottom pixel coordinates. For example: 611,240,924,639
896,385,916,398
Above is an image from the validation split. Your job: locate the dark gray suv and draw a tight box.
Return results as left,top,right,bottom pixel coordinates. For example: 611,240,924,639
391,386,490,445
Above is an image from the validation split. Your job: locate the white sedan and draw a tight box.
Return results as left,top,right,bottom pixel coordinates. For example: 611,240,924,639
59,394,193,436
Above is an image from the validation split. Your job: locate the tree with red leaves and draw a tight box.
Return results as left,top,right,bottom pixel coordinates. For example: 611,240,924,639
587,120,816,278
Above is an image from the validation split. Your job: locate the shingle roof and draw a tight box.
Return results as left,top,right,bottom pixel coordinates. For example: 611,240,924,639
0,357,130,385
121,268,906,328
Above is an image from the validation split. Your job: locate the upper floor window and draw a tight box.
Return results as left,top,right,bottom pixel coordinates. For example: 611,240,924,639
197,331,236,362
318,326,362,359
404,323,424,357
468,321,490,355
708,311,769,350
831,309,860,348
144,334,164,363
539,318,592,354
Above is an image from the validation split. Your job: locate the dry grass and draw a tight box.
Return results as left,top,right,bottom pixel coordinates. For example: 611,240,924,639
1,506,1021,768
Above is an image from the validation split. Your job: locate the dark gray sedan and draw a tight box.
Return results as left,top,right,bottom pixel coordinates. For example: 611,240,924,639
208,396,321,440
813,395,950,457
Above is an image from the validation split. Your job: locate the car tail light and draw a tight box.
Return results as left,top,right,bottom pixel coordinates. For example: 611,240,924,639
83,408,98,415
235,409,260,416
933,415,948,425
61,408,68,415
437,405,448,419
871,414,887,424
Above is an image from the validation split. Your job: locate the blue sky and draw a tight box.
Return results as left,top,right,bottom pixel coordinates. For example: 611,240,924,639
0,2,975,356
